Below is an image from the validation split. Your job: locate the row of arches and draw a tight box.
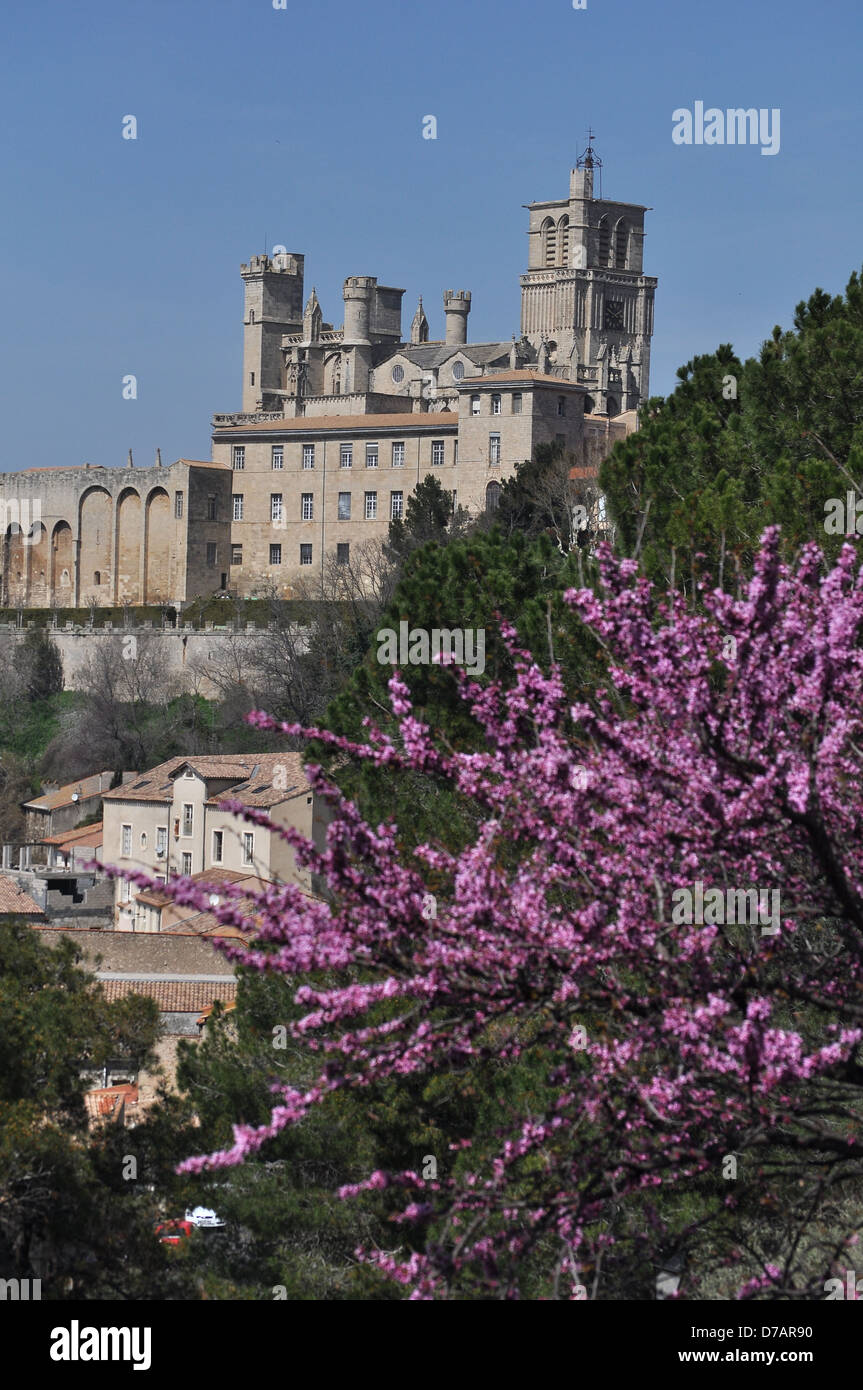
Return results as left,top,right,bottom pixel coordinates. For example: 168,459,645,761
1,485,174,608
597,216,629,271
540,215,629,271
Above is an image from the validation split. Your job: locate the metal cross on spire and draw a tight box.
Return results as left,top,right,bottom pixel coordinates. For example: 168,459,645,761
576,128,603,196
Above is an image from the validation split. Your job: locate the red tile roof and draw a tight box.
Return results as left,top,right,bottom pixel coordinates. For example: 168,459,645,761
103,753,309,809
24,771,114,813
84,1083,138,1122
0,876,45,916
97,979,238,1011
42,821,103,849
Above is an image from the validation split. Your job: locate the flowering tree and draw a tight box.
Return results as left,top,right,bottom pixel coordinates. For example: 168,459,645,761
163,528,863,1299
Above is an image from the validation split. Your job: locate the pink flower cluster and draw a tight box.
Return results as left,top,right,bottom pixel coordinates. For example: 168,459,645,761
161,528,863,1297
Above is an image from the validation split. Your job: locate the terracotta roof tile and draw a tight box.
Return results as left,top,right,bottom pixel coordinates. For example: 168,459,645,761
0,876,45,916
24,771,114,813
97,979,238,1011
103,753,310,808
42,822,103,849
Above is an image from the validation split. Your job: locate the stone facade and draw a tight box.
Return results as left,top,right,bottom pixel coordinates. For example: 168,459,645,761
217,152,653,594
0,458,232,609
100,752,328,928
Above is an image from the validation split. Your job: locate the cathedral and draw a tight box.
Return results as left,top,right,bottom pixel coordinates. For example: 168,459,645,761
0,147,656,606
237,144,655,421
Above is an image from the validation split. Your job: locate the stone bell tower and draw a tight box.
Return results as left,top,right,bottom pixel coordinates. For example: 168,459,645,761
520,136,657,415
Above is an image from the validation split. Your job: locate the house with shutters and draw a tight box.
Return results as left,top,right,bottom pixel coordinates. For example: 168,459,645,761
99,752,326,929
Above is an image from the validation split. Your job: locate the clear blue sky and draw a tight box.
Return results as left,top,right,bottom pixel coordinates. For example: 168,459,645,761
1,0,861,471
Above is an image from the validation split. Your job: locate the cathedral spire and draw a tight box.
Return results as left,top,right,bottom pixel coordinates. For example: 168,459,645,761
410,295,429,345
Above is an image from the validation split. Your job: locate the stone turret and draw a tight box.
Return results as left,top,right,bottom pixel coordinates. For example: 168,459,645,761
443,289,471,345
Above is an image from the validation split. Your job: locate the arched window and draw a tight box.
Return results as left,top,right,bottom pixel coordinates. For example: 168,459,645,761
558,215,569,266
614,219,628,270
597,217,610,267
485,481,501,514
93,570,101,585
542,217,557,267
606,396,619,417
583,395,595,416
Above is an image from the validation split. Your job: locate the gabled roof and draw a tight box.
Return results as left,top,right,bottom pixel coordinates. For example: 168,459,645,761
42,821,103,849
0,876,45,916
393,342,512,370
102,753,309,807
23,771,114,813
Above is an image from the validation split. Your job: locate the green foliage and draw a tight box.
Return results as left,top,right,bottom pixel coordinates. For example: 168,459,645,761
384,474,464,567
22,627,64,701
0,922,192,1298
600,267,863,587
317,527,604,850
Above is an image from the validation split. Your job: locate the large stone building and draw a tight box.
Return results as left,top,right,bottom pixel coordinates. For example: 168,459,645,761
1,146,655,605
214,145,655,594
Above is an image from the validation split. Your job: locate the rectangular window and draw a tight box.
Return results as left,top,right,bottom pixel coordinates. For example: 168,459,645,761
270,543,282,564
249,372,255,387
471,394,481,416
232,493,244,521
121,878,132,903
155,826,168,858
182,803,194,836
452,489,457,513
512,393,522,415
337,542,350,565
299,543,312,565
391,441,405,467
301,492,313,521
431,440,445,467
302,444,315,469
212,829,223,863
340,443,353,469
206,542,217,566
491,394,502,415
364,491,377,520
121,824,132,857
489,433,501,464
338,492,351,521
174,491,183,519
231,544,243,566
453,440,458,466
206,495,217,520
365,443,378,468
390,490,403,520
232,446,245,470
242,833,254,866
271,446,283,470
181,852,192,876
557,396,566,416
271,493,284,523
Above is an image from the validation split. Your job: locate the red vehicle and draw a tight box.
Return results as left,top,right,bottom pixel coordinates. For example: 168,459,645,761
155,1218,194,1246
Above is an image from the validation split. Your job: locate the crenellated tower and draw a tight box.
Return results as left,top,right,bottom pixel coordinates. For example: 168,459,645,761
240,251,304,412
